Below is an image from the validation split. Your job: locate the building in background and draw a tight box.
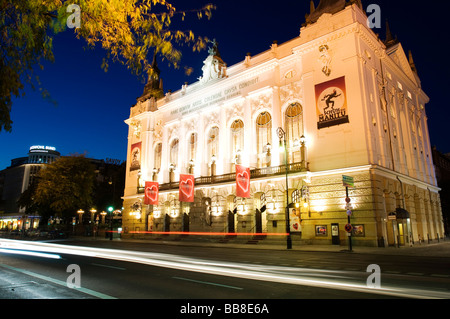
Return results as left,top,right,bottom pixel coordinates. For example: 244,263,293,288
0,145,61,230
122,0,445,247
0,146,126,231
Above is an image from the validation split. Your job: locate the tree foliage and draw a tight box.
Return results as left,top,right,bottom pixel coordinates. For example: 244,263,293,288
0,0,215,132
33,155,96,218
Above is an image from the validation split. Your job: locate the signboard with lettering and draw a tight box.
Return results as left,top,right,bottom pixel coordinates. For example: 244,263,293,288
169,77,260,120
315,76,349,129
342,175,354,188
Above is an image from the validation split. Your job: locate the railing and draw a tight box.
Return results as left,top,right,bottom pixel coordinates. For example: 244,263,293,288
138,162,306,194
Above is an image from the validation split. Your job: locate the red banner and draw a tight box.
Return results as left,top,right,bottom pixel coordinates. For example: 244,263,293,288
236,165,251,198
144,181,159,205
179,174,195,202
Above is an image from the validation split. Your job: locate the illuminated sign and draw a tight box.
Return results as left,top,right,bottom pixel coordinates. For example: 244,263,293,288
29,145,56,152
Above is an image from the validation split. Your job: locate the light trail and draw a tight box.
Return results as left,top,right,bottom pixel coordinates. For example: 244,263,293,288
1,239,449,299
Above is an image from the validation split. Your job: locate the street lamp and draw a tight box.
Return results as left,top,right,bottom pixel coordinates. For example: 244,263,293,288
108,206,114,240
77,209,84,224
276,127,292,250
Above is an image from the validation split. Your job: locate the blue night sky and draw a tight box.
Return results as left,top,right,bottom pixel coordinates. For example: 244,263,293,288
1,0,449,170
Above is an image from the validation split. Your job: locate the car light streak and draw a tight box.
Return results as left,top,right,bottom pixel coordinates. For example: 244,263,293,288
0,248,61,260
1,239,449,299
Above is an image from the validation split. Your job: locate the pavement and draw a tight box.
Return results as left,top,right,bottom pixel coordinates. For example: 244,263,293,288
72,233,450,258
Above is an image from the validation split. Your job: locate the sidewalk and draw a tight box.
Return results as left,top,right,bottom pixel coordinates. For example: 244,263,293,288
79,234,450,258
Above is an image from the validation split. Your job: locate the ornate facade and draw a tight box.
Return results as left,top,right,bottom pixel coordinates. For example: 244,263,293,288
122,0,444,247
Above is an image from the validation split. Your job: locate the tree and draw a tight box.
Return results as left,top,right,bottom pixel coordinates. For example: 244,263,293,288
0,0,215,132
33,155,96,220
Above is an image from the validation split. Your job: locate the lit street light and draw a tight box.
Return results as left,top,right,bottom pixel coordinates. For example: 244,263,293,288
276,127,292,250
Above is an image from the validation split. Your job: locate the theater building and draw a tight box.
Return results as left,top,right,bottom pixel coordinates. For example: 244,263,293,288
122,0,445,247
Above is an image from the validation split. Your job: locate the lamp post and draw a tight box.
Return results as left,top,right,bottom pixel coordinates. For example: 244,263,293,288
277,127,292,250
108,206,114,240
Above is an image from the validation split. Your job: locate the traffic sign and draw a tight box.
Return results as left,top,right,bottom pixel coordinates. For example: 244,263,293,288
345,224,353,233
343,175,354,188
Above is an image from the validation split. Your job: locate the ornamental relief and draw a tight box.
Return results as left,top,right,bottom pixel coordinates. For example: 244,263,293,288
249,92,272,117
167,124,180,143
225,101,244,124
153,119,163,140
203,110,220,130
279,81,304,106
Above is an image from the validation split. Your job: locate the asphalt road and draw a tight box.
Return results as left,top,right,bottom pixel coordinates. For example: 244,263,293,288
1,238,449,305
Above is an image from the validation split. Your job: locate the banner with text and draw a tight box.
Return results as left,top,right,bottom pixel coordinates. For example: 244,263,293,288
315,76,349,129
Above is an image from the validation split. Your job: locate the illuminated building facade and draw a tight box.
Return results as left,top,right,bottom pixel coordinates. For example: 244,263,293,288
122,0,445,247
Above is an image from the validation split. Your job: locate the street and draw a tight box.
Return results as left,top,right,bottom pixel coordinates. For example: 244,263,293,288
1,237,450,303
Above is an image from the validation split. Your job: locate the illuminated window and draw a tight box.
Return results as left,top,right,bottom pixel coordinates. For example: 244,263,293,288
208,126,219,162
256,112,272,154
188,132,198,162
170,139,179,167
154,143,162,170
231,119,244,162
285,103,303,147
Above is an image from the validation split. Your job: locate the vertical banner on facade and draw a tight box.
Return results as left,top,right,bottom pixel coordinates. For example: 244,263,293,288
315,76,349,129
289,208,302,232
130,142,142,171
236,165,251,198
179,174,195,202
144,181,159,205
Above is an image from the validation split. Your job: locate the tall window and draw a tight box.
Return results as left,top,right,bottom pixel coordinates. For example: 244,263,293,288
231,119,244,163
188,132,198,162
208,126,219,162
285,103,303,163
170,138,179,168
154,143,162,170
285,103,303,146
256,112,272,154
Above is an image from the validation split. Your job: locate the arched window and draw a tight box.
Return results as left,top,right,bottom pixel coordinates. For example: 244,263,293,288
154,143,162,170
170,138,179,168
231,119,244,163
188,132,198,162
207,126,219,162
256,112,272,154
285,103,304,163
285,103,304,148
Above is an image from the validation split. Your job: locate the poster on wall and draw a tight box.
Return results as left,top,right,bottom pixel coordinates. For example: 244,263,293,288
179,174,195,203
315,76,349,129
289,208,302,233
144,181,159,206
130,142,142,171
236,165,251,198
